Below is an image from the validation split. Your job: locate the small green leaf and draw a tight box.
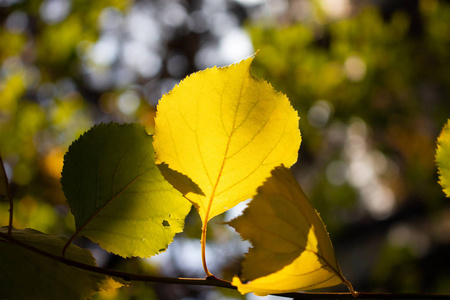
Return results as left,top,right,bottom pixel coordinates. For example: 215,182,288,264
61,122,192,258
0,227,124,300
436,119,450,197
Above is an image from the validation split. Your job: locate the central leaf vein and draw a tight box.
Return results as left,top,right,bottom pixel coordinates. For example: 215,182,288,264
205,74,247,221
214,108,283,197
112,141,137,198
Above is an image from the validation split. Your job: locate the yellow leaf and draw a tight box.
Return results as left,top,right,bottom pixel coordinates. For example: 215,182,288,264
436,119,450,197
153,55,301,224
229,166,354,296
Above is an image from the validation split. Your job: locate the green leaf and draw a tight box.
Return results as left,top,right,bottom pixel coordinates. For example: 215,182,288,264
436,119,450,197
61,122,192,258
0,227,124,300
229,166,353,296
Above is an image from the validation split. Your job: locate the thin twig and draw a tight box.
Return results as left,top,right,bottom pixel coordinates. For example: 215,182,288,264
0,155,13,236
1,231,450,299
201,221,213,277
0,231,234,288
279,291,450,299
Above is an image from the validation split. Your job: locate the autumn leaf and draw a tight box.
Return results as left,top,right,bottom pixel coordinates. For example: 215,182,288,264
61,122,192,258
153,55,300,275
436,119,450,197
229,166,354,296
0,227,124,300
153,55,300,223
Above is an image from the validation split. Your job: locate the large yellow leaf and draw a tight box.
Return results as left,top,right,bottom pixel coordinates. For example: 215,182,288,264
229,166,354,296
153,55,301,224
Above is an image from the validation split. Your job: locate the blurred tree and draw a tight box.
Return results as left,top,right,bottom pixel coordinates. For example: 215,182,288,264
249,0,450,294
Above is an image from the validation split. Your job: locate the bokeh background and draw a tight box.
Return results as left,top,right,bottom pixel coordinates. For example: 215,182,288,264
1,0,450,299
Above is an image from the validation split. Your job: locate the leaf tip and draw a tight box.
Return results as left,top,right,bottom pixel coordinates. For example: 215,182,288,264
231,276,256,295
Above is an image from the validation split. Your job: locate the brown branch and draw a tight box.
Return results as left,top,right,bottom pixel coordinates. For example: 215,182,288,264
280,292,450,299
0,231,234,288
1,231,450,299
0,154,13,236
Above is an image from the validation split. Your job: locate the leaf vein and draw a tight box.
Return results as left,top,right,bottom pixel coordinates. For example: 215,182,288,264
205,73,247,221
216,103,288,197
226,103,276,160
112,140,137,197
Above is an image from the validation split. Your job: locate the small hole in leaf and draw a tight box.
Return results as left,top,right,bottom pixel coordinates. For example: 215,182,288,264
162,220,170,227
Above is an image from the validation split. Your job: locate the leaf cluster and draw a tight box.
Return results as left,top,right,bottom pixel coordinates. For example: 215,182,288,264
1,56,355,299
1,54,450,300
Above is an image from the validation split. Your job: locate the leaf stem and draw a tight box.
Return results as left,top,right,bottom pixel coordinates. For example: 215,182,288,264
201,222,213,277
343,279,358,298
1,231,450,299
62,231,78,257
199,76,246,277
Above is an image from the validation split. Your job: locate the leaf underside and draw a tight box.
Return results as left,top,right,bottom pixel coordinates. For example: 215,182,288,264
153,55,301,224
61,122,192,258
0,227,124,300
229,166,347,296
436,119,450,197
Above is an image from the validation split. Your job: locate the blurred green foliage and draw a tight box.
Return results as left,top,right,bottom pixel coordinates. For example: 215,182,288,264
250,0,450,293
0,0,132,232
0,0,450,298
250,0,447,213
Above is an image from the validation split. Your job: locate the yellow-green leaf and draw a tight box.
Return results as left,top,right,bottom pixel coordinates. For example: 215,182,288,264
229,166,353,296
0,227,124,300
436,119,450,197
61,123,192,258
153,55,301,224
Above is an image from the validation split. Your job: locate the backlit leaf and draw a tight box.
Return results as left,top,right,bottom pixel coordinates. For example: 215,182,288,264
229,166,353,296
0,227,124,300
153,55,301,224
61,122,191,258
436,119,450,197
